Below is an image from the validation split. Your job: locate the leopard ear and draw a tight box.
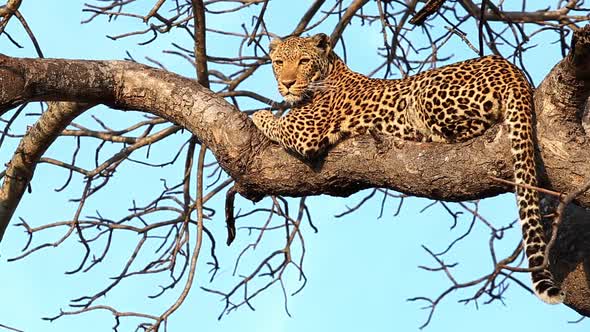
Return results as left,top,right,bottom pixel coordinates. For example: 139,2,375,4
269,38,282,53
309,33,331,54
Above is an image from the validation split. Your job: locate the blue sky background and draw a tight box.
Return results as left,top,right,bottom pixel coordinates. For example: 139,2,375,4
0,1,588,331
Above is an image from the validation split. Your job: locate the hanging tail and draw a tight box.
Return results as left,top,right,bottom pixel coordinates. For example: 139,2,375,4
505,87,564,304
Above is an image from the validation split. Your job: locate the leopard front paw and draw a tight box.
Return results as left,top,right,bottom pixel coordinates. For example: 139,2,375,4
251,110,273,131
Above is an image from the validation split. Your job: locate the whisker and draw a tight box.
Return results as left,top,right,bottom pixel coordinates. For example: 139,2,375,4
308,81,335,89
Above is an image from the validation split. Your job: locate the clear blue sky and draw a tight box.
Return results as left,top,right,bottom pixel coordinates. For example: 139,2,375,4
0,1,587,331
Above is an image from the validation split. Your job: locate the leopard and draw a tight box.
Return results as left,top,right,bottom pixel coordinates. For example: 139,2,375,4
252,33,564,304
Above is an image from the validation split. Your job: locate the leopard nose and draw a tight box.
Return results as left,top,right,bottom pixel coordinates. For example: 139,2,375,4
282,79,296,89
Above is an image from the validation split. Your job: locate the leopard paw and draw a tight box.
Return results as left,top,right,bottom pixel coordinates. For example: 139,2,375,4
252,110,273,130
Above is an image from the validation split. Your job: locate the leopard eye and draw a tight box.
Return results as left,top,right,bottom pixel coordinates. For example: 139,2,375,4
299,58,311,65
273,59,283,66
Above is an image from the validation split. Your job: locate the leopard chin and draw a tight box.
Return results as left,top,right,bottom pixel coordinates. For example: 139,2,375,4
283,93,303,103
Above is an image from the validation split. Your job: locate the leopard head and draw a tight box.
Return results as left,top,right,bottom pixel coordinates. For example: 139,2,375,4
269,33,332,103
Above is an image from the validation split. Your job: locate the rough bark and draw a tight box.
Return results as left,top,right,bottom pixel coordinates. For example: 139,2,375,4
0,56,517,203
534,26,590,316
0,25,590,315
0,102,90,240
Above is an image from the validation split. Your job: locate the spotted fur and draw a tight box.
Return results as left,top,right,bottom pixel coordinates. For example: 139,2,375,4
252,33,564,304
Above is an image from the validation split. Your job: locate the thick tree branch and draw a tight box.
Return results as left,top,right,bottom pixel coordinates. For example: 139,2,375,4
531,25,590,316
0,102,91,241
1,28,590,222
1,40,588,199
535,25,590,199
0,55,515,203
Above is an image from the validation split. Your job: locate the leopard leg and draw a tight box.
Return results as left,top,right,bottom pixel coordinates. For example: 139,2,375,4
252,109,331,159
428,118,490,142
448,118,490,142
252,110,282,143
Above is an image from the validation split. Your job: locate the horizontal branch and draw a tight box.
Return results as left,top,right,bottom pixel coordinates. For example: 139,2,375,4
0,54,506,202
0,25,590,234
0,53,587,201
